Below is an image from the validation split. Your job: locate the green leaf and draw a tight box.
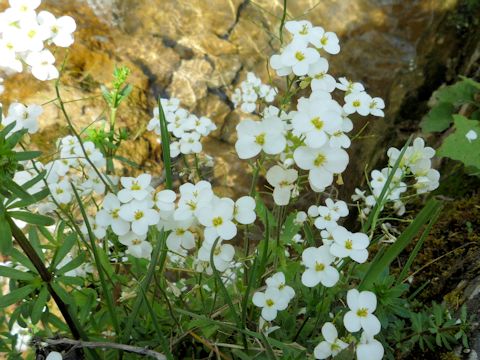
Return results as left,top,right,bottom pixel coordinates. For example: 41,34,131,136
0,266,35,281
435,80,478,105
421,102,455,133
360,199,442,289
52,232,77,269
438,115,480,170
0,215,13,254
8,188,50,209
56,254,86,276
0,285,36,307
12,151,42,161
158,97,173,189
3,178,33,201
31,286,49,324
113,155,140,169
8,211,55,226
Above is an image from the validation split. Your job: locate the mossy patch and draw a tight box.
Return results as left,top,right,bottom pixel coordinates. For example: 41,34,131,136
407,193,480,303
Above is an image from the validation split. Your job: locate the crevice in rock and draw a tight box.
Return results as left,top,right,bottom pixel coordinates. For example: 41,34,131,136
221,0,250,40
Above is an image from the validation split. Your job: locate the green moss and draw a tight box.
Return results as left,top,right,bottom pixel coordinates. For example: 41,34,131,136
408,193,480,302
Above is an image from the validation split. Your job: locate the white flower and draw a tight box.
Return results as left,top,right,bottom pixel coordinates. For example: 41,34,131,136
197,197,237,241
96,193,130,236
252,287,288,321
314,205,339,230
294,211,307,225
46,351,63,360
325,198,349,218
235,117,286,159
344,289,381,335
234,196,256,225
285,20,323,46
9,0,41,13
265,272,295,302
197,240,235,272
292,103,342,148
294,145,349,191
266,165,298,206
174,181,213,221
270,53,292,76
466,129,478,142
336,77,365,94
369,97,385,117
154,189,176,212
301,245,339,287
25,49,59,81
4,102,42,134
166,220,195,252
280,41,320,76
179,131,202,154
330,226,369,263
119,232,152,260
308,58,336,93
313,322,348,359
343,92,371,116
118,174,152,203
119,200,159,236
80,216,106,239
49,179,72,204
356,332,384,360
308,205,320,217
37,11,76,47
313,28,340,55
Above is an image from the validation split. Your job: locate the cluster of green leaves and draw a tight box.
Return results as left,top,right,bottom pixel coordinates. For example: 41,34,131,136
421,77,480,175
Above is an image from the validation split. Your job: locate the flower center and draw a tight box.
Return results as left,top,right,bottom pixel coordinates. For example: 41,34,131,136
28,29,36,38
352,100,361,108
56,188,64,194
111,208,119,219
213,246,222,256
314,153,326,167
315,72,325,79
311,117,324,130
212,217,223,227
295,51,305,61
299,24,309,35
134,211,144,220
176,228,185,236
356,308,368,317
131,181,141,191
266,299,274,307
255,133,266,145
132,238,142,245
315,262,325,272
345,239,353,250
320,35,328,46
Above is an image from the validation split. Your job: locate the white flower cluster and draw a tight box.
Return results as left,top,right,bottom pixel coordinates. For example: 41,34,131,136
0,0,76,81
301,198,370,289
90,177,256,270
252,272,295,321
314,289,384,360
231,72,277,113
353,137,439,217
235,21,386,206
147,97,217,157
12,134,108,217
